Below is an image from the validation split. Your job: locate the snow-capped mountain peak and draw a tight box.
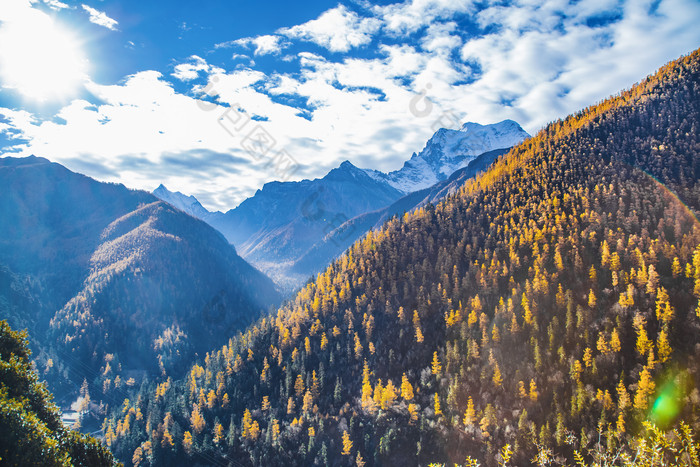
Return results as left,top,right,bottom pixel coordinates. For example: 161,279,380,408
153,184,212,220
367,119,530,193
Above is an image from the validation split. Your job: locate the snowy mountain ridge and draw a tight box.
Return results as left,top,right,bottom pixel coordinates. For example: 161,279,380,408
153,184,213,220
365,119,530,193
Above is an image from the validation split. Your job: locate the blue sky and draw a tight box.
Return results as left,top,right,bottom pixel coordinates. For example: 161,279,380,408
0,0,699,210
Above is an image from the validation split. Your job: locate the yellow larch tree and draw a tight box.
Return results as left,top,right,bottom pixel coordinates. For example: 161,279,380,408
463,397,476,426
588,289,597,308
597,333,609,355
241,409,253,439
431,351,442,375
400,373,414,401
434,393,442,416
302,390,313,415
518,380,527,399
190,405,205,434
583,347,593,368
529,379,538,402
671,257,682,277
381,380,397,410
617,377,631,410
413,310,424,343
655,287,674,324
248,421,260,441
213,423,224,444
633,314,653,357
182,431,193,455
616,412,625,433
206,390,216,409
610,328,622,353
294,374,305,397
493,362,503,387
271,419,280,443
354,333,363,359
522,293,533,325
373,379,383,409
633,366,656,411
657,328,672,363
570,360,582,383
407,403,419,423
341,430,353,456
260,357,269,382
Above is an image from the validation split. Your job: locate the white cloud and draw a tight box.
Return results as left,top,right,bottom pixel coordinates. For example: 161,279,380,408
279,5,381,52
0,72,274,207
452,0,700,130
421,22,462,55
43,0,69,10
232,35,286,56
81,4,118,30
373,0,475,35
172,56,224,82
0,107,36,142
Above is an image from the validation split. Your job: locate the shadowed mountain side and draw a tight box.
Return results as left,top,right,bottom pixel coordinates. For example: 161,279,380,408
204,162,404,290
0,156,155,326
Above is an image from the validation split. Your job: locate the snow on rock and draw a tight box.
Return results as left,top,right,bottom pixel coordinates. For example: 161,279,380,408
365,119,530,193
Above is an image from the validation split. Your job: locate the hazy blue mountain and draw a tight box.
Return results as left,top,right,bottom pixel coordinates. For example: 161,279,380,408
209,160,405,290
0,156,281,399
0,156,155,325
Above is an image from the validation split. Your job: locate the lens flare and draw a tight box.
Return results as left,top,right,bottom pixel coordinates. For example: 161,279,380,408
649,371,686,430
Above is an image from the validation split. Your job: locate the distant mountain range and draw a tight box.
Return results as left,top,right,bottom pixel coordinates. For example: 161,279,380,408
154,120,530,291
0,156,280,400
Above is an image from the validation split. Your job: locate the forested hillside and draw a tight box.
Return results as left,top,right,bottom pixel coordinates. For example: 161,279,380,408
106,49,700,466
0,320,116,466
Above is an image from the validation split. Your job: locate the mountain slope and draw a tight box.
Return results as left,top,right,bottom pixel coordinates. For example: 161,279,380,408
107,48,700,466
49,200,281,376
0,157,281,400
0,156,155,326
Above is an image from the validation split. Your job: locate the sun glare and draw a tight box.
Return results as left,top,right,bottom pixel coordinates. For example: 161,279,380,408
0,17,88,101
